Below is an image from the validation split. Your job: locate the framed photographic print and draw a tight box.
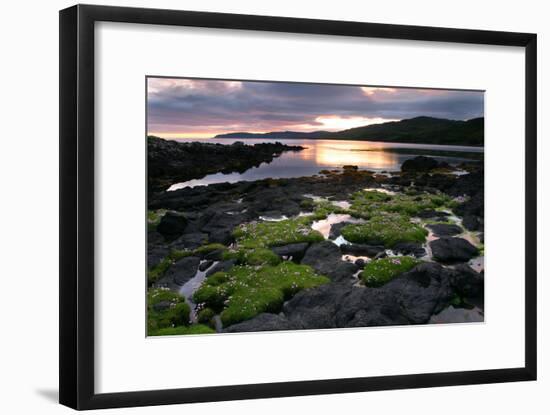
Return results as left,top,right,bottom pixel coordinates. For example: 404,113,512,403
59,4,537,410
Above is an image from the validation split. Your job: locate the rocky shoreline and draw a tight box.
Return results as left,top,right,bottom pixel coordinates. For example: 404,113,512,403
148,136,304,194
147,143,484,336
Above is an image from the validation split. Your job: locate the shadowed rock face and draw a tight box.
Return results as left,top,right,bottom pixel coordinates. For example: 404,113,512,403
301,241,358,283
430,237,479,263
148,136,304,194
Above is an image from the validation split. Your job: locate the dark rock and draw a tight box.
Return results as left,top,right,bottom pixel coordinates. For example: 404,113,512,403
401,156,439,172
374,251,388,259
271,242,309,261
152,300,171,312
147,246,169,269
450,264,484,299
164,256,200,286
157,212,188,240
204,249,225,261
170,232,208,250
329,222,352,239
392,242,426,258
462,214,481,231
429,305,484,324
205,259,236,277
426,223,463,237
224,313,296,333
284,283,352,329
430,237,479,263
340,243,385,257
198,260,214,272
301,241,358,282
416,209,450,220
354,258,366,268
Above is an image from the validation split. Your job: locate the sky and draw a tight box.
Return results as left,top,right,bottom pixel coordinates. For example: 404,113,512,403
147,78,484,139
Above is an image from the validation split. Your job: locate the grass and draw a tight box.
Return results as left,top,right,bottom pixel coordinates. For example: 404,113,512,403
148,324,216,336
361,256,421,287
341,213,428,247
193,262,330,327
194,243,227,256
349,190,452,219
147,288,191,333
233,217,324,248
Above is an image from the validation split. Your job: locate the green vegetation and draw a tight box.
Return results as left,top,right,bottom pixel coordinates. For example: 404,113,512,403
147,288,191,334
194,243,227,256
234,217,324,248
147,209,167,231
361,256,420,287
341,213,427,247
193,262,329,327
147,249,193,285
148,324,215,336
197,307,216,327
223,247,282,266
349,190,451,218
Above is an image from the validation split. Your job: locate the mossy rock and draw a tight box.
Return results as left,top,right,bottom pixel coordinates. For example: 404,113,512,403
193,243,227,256
147,288,191,333
197,307,217,327
147,249,193,284
349,190,451,219
223,247,281,266
361,256,421,287
148,324,215,336
341,213,428,248
233,217,324,248
193,262,329,327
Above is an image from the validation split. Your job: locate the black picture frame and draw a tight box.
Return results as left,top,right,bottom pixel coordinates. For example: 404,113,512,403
59,4,537,410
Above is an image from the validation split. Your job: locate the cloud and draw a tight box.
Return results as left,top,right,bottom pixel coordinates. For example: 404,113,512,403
147,78,484,137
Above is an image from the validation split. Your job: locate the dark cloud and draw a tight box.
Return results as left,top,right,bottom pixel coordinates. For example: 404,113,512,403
147,78,484,137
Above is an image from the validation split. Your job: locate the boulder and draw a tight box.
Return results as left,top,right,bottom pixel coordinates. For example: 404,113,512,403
401,156,439,172
198,260,214,272
205,259,236,277
340,243,385,257
271,242,309,261
416,209,450,220
462,214,481,231
426,223,463,237
430,237,479,263
157,212,188,240
224,313,296,333
449,263,484,299
301,241,358,282
163,256,200,286
169,232,208,250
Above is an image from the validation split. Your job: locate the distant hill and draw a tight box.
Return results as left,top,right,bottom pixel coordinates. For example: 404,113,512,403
215,116,484,146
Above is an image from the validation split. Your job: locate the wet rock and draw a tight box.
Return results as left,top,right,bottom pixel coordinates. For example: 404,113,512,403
224,313,296,333
426,223,463,237
340,243,385,257
157,212,188,240
205,259,236,277
401,156,439,172
271,243,309,261
301,241,358,282
392,242,426,258
430,237,479,263
198,260,214,272
354,258,366,268
329,222,352,239
203,249,225,261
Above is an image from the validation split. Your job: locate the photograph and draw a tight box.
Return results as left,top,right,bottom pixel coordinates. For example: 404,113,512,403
146,77,485,336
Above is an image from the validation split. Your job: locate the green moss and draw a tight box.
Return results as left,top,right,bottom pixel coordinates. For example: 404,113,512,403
349,190,452,219
197,307,216,326
361,256,420,287
193,262,329,327
148,324,215,336
147,249,193,285
234,217,324,248
193,243,227,256
147,209,167,231
147,288,191,333
341,213,427,247
223,247,282,266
